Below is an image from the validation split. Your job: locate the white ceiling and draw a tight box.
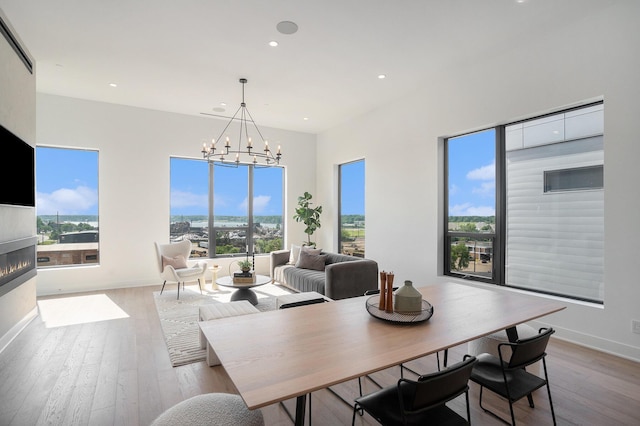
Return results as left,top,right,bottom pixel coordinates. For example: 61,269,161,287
0,0,614,134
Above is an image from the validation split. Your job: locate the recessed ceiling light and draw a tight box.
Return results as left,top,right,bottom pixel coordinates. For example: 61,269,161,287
276,21,298,35
378,74,386,79
269,41,279,47
303,117,309,121
220,102,227,106
109,83,117,87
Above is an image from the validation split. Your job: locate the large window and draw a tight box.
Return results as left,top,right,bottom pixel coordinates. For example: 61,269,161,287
445,102,604,303
170,158,284,257
36,147,99,268
339,159,365,257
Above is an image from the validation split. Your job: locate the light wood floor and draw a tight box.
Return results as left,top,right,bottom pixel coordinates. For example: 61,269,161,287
1,285,639,425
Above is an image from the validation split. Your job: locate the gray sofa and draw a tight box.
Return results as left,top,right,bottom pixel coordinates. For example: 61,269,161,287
270,248,378,300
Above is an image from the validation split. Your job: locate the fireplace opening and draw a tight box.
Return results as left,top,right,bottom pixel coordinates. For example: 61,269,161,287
0,237,37,297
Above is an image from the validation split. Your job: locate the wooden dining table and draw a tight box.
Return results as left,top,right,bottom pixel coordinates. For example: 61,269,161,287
199,282,566,425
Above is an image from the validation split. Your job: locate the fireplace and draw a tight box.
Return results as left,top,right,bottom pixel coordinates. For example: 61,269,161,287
0,237,37,298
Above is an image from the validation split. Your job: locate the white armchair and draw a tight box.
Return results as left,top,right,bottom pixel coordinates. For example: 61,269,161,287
155,239,207,299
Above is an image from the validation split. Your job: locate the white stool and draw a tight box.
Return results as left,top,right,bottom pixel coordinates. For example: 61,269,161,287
199,301,260,366
276,291,331,309
151,393,264,426
467,324,541,374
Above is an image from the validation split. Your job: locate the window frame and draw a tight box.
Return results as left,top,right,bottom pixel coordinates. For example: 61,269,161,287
170,157,284,258
35,146,100,268
444,101,603,303
338,159,365,257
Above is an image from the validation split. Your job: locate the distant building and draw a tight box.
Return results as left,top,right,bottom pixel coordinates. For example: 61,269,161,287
59,230,99,243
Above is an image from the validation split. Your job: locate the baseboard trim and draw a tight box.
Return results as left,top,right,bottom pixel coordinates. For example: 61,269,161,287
0,306,38,354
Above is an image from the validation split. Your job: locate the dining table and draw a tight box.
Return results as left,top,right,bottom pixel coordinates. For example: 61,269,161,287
199,281,566,425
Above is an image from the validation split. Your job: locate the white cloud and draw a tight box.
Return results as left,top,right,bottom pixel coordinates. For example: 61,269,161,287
239,195,272,214
253,195,271,213
472,181,495,196
170,190,208,209
467,161,495,180
449,183,459,196
36,186,98,215
449,203,495,216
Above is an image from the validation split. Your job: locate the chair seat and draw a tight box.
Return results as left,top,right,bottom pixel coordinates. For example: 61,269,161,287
175,266,206,278
471,353,547,402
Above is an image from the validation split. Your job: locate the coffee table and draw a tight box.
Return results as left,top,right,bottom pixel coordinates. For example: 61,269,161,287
215,274,272,305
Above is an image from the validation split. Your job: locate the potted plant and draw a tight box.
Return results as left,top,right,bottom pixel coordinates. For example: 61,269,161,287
237,259,252,272
293,191,322,247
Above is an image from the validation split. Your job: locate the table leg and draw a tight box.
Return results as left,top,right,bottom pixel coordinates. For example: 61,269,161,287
506,326,519,342
210,267,219,290
294,394,306,426
230,288,259,305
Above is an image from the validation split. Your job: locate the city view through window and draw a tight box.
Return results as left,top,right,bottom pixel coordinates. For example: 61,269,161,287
446,130,496,280
339,160,365,257
445,102,604,302
170,159,284,258
35,147,99,268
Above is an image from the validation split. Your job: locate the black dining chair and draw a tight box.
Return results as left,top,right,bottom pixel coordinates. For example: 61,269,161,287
464,327,556,425
352,356,478,426
361,288,448,389
277,295,330,425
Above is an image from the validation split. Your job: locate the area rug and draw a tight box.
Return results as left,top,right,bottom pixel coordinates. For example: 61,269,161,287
153,283,293,367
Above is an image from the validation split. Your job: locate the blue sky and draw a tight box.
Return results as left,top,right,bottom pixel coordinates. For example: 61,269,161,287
35,147,363,218
340,159,365,215
36,147,99,215
447,129,496,217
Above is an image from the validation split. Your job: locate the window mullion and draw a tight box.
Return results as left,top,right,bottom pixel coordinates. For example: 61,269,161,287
495,125,506,285
247,165,254,255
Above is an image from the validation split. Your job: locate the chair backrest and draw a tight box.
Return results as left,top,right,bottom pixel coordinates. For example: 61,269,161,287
155,239,192,272
502,327,555,370
399,356,477,414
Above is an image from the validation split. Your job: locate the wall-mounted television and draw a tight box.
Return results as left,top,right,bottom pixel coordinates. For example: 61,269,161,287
0,123,35,207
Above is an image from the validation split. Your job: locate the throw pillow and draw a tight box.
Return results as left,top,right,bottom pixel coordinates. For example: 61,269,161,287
162,254,188,270
288,244,302,265
300,245,322,255
295,249,327,271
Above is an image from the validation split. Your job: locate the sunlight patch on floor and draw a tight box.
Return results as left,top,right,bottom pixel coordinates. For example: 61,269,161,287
37,294,129,328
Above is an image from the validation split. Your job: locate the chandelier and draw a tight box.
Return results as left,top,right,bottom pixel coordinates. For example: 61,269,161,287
201,78,282,167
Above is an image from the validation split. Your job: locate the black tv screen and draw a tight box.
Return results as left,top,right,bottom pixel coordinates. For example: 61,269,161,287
0,123,35,207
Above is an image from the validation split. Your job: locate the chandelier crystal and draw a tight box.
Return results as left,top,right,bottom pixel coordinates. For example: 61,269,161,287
201,78,282,167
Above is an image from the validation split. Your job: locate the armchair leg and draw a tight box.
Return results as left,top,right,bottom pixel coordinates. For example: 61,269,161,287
198,278,203,294
160,280,167,295
177,282,180,300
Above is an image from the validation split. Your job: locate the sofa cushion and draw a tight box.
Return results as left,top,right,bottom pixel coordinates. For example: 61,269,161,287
282,266,325,294
288,244,302,264
295,250,327,271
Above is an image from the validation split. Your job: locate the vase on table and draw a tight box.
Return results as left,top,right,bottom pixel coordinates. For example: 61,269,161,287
394,280,422,313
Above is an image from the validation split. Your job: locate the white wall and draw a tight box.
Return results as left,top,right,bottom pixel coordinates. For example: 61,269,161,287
316,1,640,361
0,8,37,351
35,94,316,294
